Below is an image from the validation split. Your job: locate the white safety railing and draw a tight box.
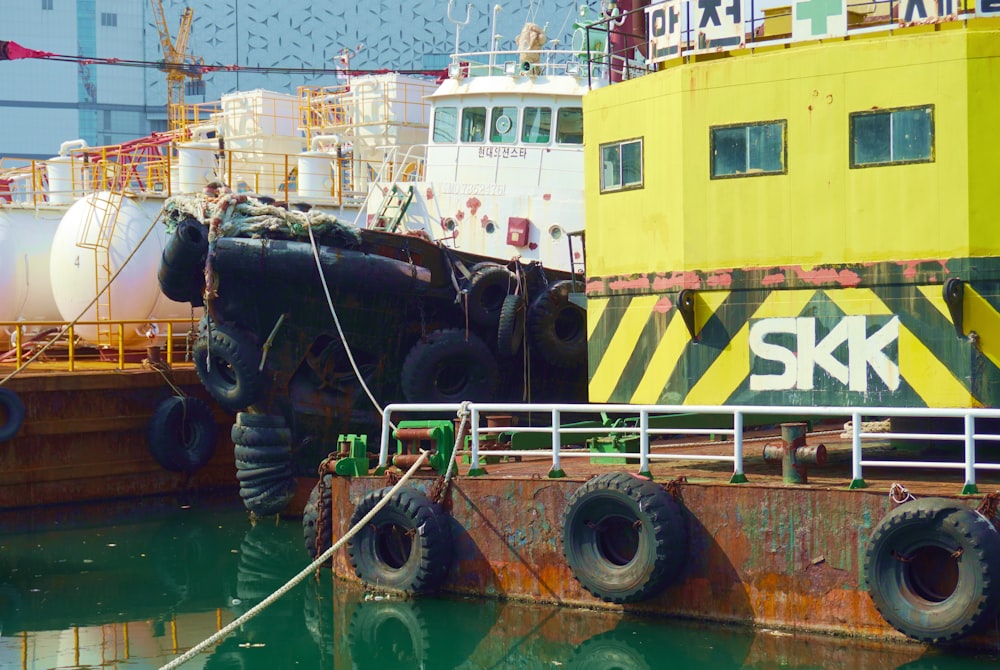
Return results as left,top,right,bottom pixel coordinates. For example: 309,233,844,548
378,403,1000,493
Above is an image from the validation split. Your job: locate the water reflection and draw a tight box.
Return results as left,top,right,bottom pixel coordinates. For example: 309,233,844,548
0,499,996,669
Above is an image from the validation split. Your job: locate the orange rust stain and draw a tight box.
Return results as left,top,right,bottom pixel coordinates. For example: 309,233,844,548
609,276,651,291
707,272,733,289
794,267,862,287
762,272,786,287
455,210,465,221
425,187,434,200
651,271,702,292
467,197,482,216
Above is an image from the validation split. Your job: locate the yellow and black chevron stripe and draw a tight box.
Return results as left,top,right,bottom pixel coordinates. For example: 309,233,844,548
587,265,1000,408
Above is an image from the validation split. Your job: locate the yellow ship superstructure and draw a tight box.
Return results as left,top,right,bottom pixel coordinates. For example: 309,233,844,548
585,10,1000,408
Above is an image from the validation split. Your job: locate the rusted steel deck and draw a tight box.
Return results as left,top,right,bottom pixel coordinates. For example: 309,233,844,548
324,423,1000,648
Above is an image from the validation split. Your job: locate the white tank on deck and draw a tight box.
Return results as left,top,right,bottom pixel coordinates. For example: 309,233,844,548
46,139,90,205
49,192,191,345
177,126,219,193
298,150,336,199
0,209,61,323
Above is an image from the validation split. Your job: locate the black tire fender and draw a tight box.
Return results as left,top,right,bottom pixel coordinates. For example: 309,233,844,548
236,412,287,429
303,474,334,562
158,217,208,306
465,263,515,329
400,329,498,403
562,472,687,604
193,324,268,412
231,423,291,447
235,462,292,483
147,396,219,473
527,280,587,369
864,496,1000,644
233,444,292,466
241,476,295,516
347,486,453,594
496,294,525,358
0,388,25,443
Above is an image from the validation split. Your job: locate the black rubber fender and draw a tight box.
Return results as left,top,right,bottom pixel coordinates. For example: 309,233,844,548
496,294,525,358
465,263,515,329
231,423,291,447
562,472,687,604
234,444,292,466
303,474,334,562
193,324,268,412
241,476,295,516
236,412,287,429
347,486,453,594
158,217,208,306
146,396,219,473
864,496,1000,644
527,279,587,369
235,462,293,483
400,329,498,403
0,388,25,442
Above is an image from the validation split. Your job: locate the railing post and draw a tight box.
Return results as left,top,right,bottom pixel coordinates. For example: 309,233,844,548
67,325,75,372
730,410,747,483
962,412,978,494
849,410,866,489
468,406,486,476
638,409,652,479
549,407,566,478
374,408,392,474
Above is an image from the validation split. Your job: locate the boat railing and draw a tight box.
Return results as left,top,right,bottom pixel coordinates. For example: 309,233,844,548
378,402,1000,494
449,47,590,79
585,0,986,86
0,319,200,372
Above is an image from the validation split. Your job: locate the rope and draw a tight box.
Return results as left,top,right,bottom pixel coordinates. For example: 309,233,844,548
304,218,396,433
158,449,431,670
889,482,916,505
430,401,471,506
0,203,164,387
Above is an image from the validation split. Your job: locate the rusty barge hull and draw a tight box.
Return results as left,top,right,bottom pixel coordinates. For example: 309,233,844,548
324,470,1000,647
0,368,237,509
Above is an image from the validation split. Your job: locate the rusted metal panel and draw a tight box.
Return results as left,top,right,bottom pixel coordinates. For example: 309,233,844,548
327,474,1000,645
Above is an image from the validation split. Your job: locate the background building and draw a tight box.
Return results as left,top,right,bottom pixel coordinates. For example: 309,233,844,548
1,0,584,158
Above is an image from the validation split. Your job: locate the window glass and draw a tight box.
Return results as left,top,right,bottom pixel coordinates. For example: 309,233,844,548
600,139,643,192
490,106,518,143
556,108,583,144
432,107,457,143
522,107,551,144
711,121,786,178
850,106,933,167
461,107,487,143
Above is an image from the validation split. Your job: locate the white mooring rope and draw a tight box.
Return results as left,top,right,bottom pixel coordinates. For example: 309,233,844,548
158,449,431,670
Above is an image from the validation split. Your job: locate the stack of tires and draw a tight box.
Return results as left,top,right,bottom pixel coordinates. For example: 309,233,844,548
232,412,295,516
157,217,208,306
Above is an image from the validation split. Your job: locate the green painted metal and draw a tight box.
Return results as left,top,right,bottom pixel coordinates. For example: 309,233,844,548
849,478,867,489
467,467,488,476
729,473,748,484
332,434,370,476
395,420,455,475
548,468,567,479
962,482,979,495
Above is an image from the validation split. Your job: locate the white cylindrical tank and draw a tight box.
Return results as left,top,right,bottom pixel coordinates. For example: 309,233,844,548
297,151,336,199
49,192,191,346
0,209,61,323
46,140,90,205
177,142,217,193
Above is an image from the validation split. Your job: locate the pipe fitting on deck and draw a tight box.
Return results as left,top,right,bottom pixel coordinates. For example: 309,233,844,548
762,422,827,484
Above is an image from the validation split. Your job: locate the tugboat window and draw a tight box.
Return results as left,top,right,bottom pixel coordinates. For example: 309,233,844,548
850,105,934,168
556,108,584,144
461,107,488,143
522,107,552,143
433,107,458,143
710,120,786,179
600,138,643,193
490,106,518,143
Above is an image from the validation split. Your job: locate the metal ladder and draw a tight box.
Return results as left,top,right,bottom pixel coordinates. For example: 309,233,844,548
369,183,414,233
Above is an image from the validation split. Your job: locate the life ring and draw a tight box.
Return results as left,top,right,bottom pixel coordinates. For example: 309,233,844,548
496,294,525,357
347,485,453,594
465,263,515,329
303,474,334,562
562,472,687,604
400,329,498,403
864,496,1000,644
146,396,219,473
193,324,268,412
0,388,26,442
527,280,587,369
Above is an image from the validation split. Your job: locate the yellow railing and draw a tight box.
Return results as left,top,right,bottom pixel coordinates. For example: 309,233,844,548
1,319,201,372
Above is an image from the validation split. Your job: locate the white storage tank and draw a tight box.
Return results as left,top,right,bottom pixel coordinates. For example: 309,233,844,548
177,126,219,193
46,139,90,205
0,209,61,322
48,192,191,346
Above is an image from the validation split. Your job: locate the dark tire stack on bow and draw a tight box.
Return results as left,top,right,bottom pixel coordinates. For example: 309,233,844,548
233,412,295,516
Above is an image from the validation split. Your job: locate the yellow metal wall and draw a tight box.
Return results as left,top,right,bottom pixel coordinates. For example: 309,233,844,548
584,24,1000,280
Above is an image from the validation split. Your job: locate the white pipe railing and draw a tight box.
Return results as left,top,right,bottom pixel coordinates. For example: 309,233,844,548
377,402,1000,492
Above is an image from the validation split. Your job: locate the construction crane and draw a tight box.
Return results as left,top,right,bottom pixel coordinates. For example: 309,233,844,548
150,2,202,130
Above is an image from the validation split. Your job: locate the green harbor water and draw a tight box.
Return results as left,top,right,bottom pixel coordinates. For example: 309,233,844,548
0,494,998,670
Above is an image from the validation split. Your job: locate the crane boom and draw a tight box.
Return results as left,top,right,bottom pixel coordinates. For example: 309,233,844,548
149,1,199,130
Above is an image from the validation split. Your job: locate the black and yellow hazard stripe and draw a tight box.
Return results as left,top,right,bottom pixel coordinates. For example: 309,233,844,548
586,260,1000,408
